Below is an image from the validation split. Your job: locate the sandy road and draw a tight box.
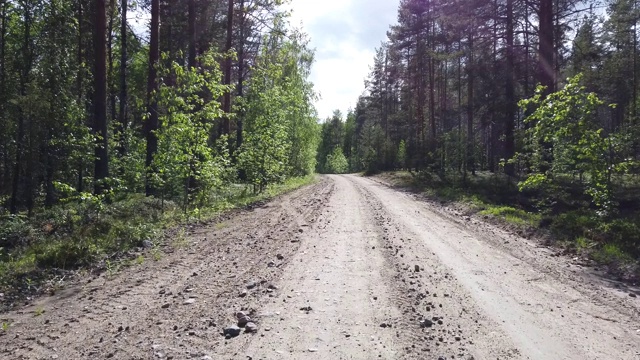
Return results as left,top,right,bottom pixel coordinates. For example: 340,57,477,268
2,175,640,359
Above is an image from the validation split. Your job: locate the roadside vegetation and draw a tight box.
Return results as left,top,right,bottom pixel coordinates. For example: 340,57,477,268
0,175,317,307
0,1,320,306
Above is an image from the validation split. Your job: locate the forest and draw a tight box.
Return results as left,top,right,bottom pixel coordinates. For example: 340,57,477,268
316,0,640,269
0,0,318,281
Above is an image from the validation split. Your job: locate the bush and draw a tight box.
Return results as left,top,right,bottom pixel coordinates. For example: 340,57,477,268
0,215,33,249
325,147,349,174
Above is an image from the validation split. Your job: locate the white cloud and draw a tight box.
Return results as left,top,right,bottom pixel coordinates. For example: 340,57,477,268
288,0,399,120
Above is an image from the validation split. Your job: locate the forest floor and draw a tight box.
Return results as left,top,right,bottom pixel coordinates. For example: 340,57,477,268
2,175,640,359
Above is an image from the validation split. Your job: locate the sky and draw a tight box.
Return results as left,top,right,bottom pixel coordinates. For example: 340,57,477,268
131,0,400,120
287,0,400,120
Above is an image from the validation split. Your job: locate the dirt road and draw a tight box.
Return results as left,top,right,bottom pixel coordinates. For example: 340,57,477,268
2,175,640,359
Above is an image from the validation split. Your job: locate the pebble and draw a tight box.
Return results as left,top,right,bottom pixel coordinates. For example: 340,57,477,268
277,254,284,260
237,312,251,327
223,326,241,338
245,322,258,333
239,290,248,298
161,303,170,309
142,240,153,248
308,348,318,352
630,293,637,298
420,319,433,328
183,299,195,305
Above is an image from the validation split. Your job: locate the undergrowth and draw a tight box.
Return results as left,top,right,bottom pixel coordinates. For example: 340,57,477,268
0,175,317,302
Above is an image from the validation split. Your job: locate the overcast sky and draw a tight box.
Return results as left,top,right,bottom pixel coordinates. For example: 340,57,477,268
288,0,399,120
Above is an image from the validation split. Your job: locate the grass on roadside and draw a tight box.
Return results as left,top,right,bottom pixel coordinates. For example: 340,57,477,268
0,175,317,303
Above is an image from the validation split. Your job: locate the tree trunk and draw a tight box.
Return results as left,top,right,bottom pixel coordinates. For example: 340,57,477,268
0,0,7,194
538,0,554,94
188,0,196,68
77,0,85,193
221,0,233,135
504,0,516,176
467,31,475,177
108,0,116,123
93,0,109,195
236,0,245,150
145,0,160,196
11,3,33,213
117,0,127,155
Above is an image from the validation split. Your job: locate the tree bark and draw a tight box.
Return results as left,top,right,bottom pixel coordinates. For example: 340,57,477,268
117,0,127,155
108,0,116,123
188,0,196,68
504,0,516,176
221,0,233,136
236,0,245,150
466,30,475,178
0,0,7,194
10,3,33,214
538,0,554,94
93,0,109,195
145,0,160,196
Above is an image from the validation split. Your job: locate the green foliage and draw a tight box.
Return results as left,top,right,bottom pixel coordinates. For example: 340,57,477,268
151,51,235,209
238,31,318,191
396,140,407,169
238,59,292,190
359,121,385,175
592,243,632,265
516,74,633,211
316,111,345,173
324,147,349,174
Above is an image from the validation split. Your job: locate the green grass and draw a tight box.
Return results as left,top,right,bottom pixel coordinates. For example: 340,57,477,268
592,243,633,265
0,175,317,301
478,206,542,227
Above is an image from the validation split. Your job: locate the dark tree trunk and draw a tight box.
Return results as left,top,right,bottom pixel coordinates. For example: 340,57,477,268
77,0,85,193
236,0,245,151
538,0,554,94
0,0,7,194
188,0,196,68
93,0,109,194
11,3,33,214
108,0,116,123
117,0,127,155
504,0,516,176
221,0,233,135
466,31,475,177
145,0,160,196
